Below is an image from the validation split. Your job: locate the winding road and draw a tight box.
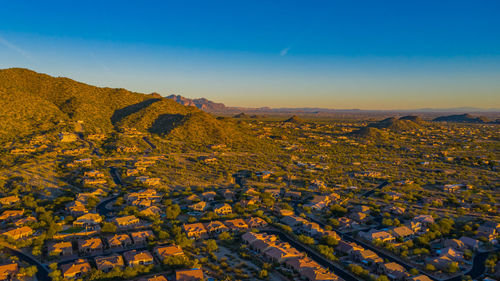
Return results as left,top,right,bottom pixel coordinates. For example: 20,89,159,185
1,244,50,281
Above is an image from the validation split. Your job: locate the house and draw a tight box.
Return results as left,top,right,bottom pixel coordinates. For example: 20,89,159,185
139,275,168,281
360,229,395,243
126,189,161,205
175,268,204,281
222,189,236,200
264,189,281,198
413,215,435,225
0,210,24,222
224,219,249,232
257,171,273,180
242,232,277,246
136,176,161,186
246,217,268,228
123,250,154,267
59,132,78,142
384,206,406,215
275,208,294,217
0,263,18,281
409,221,424,233
335,241,363,255
302,222,324,237
440,247,464,262
213,203,232,216
95,254,125,272
477,225,497,241
444,239,466,251
379,262,407,280
183,223,208,238
73,213,102,228
107,234,132,248
82,177,107,186
84,170,105,178
408,275,433,281
443,184,461,193
349,212,368,222
459,236,480,251
66,201,88,216
0,195,20,206
78,237,103,254
204,221,229,234
284,191,301,200
60,259,91,279
281,215,308,227
155,245,184,261
201,191,217,201
338,217,358,228
2,226,33,240
263,242,303,263
131,230,154,245
189,201,208,212
353,205,371,213
385,191,402,200
391,226,414,239
48,241,73,256
353,249,383,264
322,230,341,241
484,220,500,232
249,236,279,253
305,195,331,210
309,179,327,190
301,267,339,281
427,256,454,270
114,215,140,229
140,206,162,217
243,188,260,196
285,256,321,273
185,194,200,202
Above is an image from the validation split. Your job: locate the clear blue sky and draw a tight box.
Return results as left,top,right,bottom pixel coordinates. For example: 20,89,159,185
1,0,499,109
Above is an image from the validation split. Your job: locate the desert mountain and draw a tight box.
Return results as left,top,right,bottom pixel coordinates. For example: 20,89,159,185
0,68,259,146
166,94,226,112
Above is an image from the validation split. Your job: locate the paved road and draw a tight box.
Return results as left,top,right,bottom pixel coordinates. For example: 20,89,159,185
96,195,119,217
142,137,157,150
263,229,360,281
2,245,50,281
109,167,123,186
360,181,389,197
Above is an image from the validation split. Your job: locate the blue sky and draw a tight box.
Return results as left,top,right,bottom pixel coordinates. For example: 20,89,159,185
0,0,499,109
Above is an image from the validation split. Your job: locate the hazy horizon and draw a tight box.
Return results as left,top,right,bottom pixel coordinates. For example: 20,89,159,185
1,0,499,110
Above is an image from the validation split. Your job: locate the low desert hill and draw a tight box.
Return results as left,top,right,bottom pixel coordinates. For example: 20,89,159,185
433,114,492,124
351,116,424,138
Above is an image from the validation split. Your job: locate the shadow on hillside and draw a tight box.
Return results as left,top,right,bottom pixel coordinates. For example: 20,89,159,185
111,98,162,125
148,113,185,135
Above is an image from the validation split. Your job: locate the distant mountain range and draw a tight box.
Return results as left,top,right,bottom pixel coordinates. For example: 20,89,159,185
165,95,499,114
